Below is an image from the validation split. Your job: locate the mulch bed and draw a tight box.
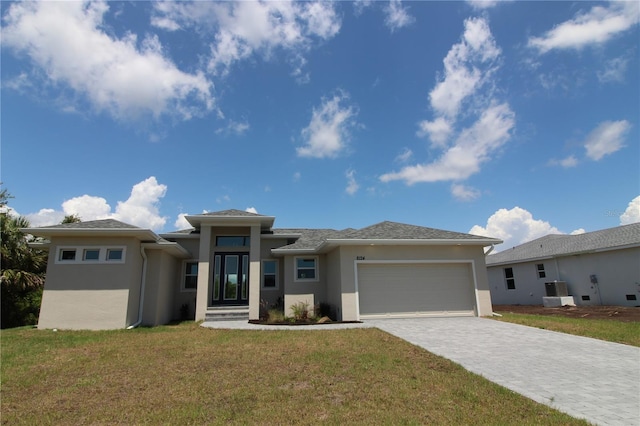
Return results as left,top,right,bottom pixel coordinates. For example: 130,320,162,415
493,304,640,323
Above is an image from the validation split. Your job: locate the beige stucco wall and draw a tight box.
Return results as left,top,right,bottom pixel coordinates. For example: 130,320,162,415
142,250,180,326
283,254,328,317
259,237,287,310
335,245,492,321
37,236,143,330
488,247,640,306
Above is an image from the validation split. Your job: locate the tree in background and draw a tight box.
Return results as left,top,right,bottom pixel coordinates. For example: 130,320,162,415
1,188,48,328
61,214,81,224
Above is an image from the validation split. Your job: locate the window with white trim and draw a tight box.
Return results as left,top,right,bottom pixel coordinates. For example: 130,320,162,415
55,246,126,264
262,260,278,289
183,261,198,291
295,257,318,281
536,263,546,279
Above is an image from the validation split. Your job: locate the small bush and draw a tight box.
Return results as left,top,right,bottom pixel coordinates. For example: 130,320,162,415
266,309,285,324
290,301,312,322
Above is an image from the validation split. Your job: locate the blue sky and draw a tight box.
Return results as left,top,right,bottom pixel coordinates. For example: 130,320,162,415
2,0,639,250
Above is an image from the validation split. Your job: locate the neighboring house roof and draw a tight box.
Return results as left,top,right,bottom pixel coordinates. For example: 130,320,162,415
486,223,640,266
272,221,501,254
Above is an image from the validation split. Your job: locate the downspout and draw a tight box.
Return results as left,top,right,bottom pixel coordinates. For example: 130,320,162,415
127,246,148,330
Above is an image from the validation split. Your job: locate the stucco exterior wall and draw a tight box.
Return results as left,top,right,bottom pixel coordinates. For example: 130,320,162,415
336,245,492,320
142,250,180,326
488,247,640,306
259,237,288,309
283,254,328,317
37,236,143,330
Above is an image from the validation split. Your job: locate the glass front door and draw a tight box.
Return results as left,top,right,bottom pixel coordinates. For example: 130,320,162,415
212,253,249,306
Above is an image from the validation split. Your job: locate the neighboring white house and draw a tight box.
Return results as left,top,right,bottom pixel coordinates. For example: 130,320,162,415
25,209,501,330
486,223,640,307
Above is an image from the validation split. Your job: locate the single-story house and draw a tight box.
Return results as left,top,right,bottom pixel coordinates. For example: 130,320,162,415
25,209,501,330
486,223,640,307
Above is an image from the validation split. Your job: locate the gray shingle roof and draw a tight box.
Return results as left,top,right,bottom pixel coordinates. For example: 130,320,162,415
339,221,492,241
36,219,141,230
202,209,265,217
486,223,640,265
272,221,497,252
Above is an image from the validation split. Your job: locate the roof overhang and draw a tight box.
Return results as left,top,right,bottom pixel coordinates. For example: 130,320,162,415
272,237,503,255
141,241,191,258
21,227,160,241
185,214,276,230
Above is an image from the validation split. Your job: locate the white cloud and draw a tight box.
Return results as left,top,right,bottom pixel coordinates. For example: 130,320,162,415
112,177,168,230
597,56,629,83
297,91,358,159
429,17,501,119
451,183,480,202
583,120,630,161
570,228,586,235
620,195,640,225
382,18,512,192
417,117,453,148
152,1,340,78
528,2,640,54
216,119,250,136
24,177,168,230
384,0,415,33
174,213,192,230
466,0,502,10
2,1,214,122
345,169,359,195
381,102,514,184
469,207,562,251
245,207,258,214
394,148,413,163
548,155,579,168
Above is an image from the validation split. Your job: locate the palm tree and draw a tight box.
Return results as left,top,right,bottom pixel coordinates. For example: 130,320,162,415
1,188,48,328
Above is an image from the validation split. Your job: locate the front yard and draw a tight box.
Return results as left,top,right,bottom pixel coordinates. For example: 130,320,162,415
1,322,585,425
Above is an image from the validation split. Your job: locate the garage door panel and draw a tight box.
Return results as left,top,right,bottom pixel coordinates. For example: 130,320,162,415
358,263,475,317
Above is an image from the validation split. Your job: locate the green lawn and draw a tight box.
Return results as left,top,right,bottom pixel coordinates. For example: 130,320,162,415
1,322,586,425
492,313,640,347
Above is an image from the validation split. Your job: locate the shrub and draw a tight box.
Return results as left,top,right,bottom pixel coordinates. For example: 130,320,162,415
290,301,312,322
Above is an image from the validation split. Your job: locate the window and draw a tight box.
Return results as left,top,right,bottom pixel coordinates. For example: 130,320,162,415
56,246,125,264
626,294,637,301
106,249,123,261
295,257,318,281
262,260,278,289
582,295,591,301
183,262,198,291
504,267,515,290
536,263,546,279
216,236,250,247
83,249,100,261
60,249,76,261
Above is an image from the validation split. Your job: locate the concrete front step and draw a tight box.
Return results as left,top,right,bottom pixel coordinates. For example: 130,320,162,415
205,306,249,322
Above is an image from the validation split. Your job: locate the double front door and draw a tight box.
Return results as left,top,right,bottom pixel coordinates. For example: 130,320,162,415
212,253,249,306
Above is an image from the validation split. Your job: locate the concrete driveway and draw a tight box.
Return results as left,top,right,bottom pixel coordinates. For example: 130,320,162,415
367,317,640,426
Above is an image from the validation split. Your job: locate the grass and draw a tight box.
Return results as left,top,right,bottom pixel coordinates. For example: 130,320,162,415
0,322,586,425
493,313,640,347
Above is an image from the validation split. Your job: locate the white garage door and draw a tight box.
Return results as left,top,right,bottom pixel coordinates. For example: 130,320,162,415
357,262,476,318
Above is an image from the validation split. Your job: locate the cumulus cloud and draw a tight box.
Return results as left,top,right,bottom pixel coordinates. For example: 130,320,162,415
470,207,563,251
151,1,340,78
583,120,630,161
2,1,214,122
174,213,192,230
381,102,514,184
466,0,503,10
620,195,640,225
345,169,359,195
297,91,359,158
451,183,480,202
245,207,258,214
25,177,168,231
528,2,640,54
382,17,511,195
384,0,415,33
